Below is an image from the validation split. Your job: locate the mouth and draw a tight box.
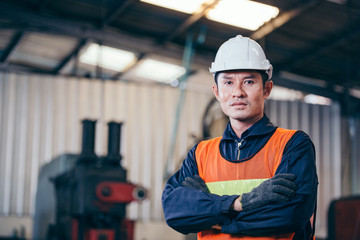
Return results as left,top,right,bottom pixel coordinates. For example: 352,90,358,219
230,101,248,107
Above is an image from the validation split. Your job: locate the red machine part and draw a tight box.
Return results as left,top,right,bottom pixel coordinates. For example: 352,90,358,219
85,229,115,240
71,219,135,240
122,220,135,240
96,181,146,203
72,219,79,240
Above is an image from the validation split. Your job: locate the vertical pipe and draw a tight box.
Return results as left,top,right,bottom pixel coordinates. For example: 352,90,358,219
107,121,122,162
55,77,67,156
331,102,341,197
80,119,97,159
129,84,139,219
153,86,164,220
349,116,358,194
16,74,29,216
29,76,41,215
2,73,16,215
43,75,54,165
141,86,151,221
322,106,332,210
164,31,194,179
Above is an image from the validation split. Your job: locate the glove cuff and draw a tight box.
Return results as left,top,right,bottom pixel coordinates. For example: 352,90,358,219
240,192,252,211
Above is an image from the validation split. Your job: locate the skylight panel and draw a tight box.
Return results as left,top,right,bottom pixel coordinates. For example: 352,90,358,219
133,59,185,83
206,0,279,31
141,0,279,31
80,43,137,72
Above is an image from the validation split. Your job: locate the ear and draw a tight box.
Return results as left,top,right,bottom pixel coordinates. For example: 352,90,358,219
213,84,220,101
263,80,273,99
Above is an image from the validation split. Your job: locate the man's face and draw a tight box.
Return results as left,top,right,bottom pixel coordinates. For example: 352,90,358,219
213,71,273,125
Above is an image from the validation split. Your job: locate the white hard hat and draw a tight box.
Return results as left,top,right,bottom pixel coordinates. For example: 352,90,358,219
209,35,273,80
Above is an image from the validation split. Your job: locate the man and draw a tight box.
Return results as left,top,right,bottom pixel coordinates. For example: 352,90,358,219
162,35,318,240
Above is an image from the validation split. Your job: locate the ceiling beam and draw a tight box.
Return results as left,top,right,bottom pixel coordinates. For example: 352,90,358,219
274,71,341,100
0,2,212,68
274,71,360,114
101,0,135,27
0,30,24,63
250,0,322,40
278,24,360,72
0,62,49,74
52,38,88,74
162,0,220,43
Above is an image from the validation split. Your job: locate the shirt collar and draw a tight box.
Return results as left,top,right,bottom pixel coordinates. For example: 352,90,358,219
223,114,276,141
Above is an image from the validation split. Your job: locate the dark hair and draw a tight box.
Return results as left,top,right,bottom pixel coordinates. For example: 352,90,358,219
214,70,269,86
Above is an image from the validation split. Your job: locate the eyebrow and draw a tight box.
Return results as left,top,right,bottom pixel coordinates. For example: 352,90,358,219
244,74,256,79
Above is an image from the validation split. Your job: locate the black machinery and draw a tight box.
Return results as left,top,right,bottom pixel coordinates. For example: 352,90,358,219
33,120,146,240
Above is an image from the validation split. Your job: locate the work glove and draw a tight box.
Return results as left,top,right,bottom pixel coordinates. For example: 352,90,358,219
241,173,297,211
182,174,210,193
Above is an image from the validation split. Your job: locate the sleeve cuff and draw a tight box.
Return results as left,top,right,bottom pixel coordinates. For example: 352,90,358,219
217,195,239,215
221,222,238,234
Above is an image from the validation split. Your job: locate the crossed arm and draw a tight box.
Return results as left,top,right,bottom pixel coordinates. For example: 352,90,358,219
162,132,318,236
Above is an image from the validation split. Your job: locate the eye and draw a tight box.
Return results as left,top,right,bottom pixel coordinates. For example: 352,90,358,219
244,80,254,85
224,80,233,85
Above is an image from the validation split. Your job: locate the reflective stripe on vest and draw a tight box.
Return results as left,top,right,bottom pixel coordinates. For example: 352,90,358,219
206,179,267,196
195,128,297,240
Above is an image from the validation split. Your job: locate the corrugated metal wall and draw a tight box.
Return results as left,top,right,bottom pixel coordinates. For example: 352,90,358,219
0,72,348,238
0,72,212,221
265,100,342,238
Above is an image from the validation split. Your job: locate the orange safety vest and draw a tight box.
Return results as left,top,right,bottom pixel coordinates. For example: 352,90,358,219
195,128,296,240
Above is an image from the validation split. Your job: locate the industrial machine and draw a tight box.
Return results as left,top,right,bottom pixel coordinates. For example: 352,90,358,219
33,120,146,240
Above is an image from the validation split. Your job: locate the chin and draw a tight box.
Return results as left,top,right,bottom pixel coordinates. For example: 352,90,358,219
231,114,258,122
231,115,250,121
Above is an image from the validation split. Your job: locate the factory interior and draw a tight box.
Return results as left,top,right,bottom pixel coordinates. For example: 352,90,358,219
0,0,360,239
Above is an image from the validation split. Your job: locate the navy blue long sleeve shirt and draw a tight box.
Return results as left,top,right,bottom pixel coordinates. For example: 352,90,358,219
162,115,318,239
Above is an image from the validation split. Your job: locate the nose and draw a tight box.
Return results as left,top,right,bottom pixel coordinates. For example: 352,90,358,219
232,82,246,98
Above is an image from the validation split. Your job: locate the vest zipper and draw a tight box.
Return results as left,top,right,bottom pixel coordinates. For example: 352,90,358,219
236,139,244,160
